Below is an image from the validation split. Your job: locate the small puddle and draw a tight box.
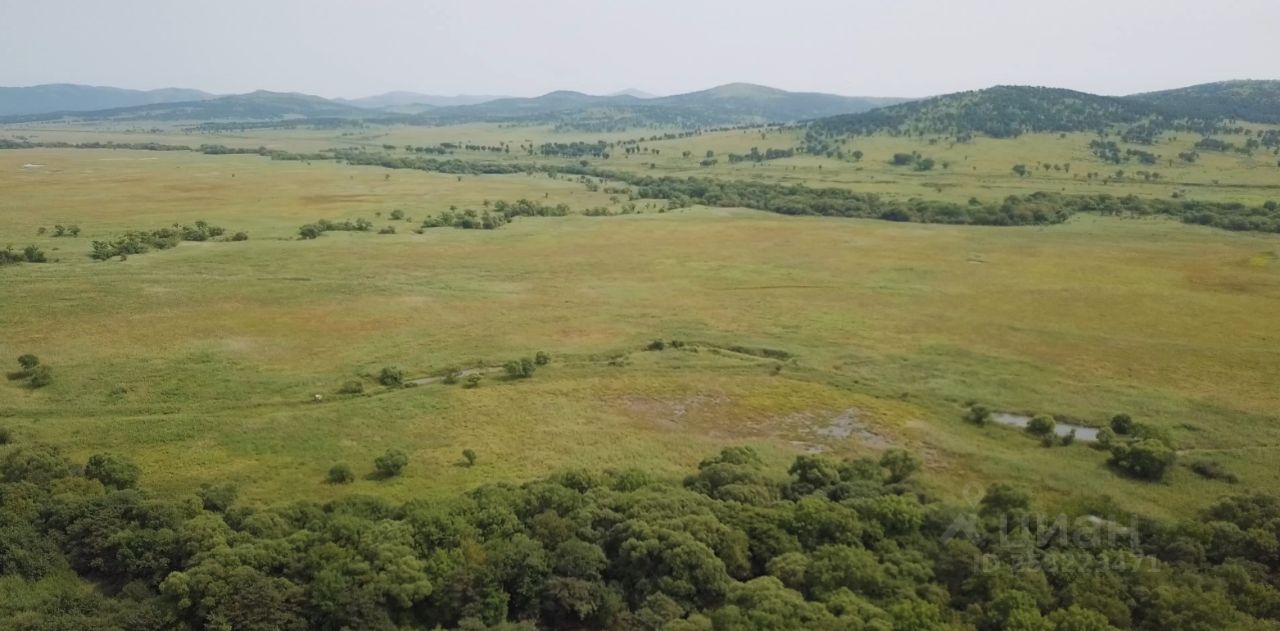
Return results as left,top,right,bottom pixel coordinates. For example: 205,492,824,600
991,412,1098,442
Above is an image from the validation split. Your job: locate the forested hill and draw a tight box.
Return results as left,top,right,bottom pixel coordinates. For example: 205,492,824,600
807,86,1156,138
1127,80,1280,124
4,443,1280,629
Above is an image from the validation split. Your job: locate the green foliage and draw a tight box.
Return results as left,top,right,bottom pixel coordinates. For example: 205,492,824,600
0,426,10,445
327,463,355,484
0,245,49,265
83,453,141,489
534,351,551,366
90,220,231,259
1108,438,1176,480
462,449,478,467
1110,413,1134,434
464,374,482,388
27,365,52,388
1027,414,1056,436
1189,460,1239,483
965,404,992,425
297,217,373,240
374,449,408,477
199,483,239,512
504,357,536,379
1,446,1279,629
338,379,364,394
647,339,667,351
377,366,404,387
879,449,920,483
17,354,39,372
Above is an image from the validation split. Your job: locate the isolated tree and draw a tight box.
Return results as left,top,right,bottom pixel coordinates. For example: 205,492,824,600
535,351,551,366
375,449,408,478
327,463,355,484
298,224,322,240
462,449,478,467
1012,164,1028,177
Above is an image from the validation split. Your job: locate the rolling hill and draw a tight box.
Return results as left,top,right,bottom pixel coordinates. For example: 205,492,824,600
0,90,370,123
0,83,212,116
413,83,908,127
807,85,1158,138
1127,79,1280,124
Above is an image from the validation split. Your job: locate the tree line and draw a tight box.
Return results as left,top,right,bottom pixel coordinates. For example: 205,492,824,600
2,441,1279,630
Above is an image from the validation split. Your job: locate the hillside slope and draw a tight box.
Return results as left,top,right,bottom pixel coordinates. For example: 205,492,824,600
0,83,212,116
1128,79,1280,124
808,85,1155,138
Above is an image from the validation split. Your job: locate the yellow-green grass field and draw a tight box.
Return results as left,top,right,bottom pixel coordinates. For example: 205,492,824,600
10,120,1280,206
1,140,1278,519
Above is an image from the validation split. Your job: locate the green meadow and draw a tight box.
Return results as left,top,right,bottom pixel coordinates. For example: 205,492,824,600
2,124,1279,519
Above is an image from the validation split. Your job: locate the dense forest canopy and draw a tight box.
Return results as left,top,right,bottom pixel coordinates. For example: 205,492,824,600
4,443,1280,630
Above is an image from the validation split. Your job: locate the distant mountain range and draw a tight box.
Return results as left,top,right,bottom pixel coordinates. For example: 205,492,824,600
0,82,908,127
0,84,213,117
2,80,1277,132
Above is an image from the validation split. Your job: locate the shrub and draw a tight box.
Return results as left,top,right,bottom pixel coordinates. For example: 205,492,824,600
375,449,408,478
504,357,536,379
22,245,47,263
464,374,482,388
83,453,141,489
378,226,396,234
228,231,249,241
647,339,667,351
534,351,551,366
0,426,11,445
1189,460,1238,483
378,367,404,387
338,380,364,394
442,367,462,384
328,463,355,484
1095,427,1116,449
27,365,52,388
1110,413,1134,435
298,224,323,239
17,354,39,372
965,404,991,425
1027,415,1056,436
1109,439,1176,481
1060,430,1076,446
462,449,478,467
389,209,405,220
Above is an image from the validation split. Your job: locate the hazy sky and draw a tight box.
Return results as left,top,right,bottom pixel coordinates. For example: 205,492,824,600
2,0,1276,98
